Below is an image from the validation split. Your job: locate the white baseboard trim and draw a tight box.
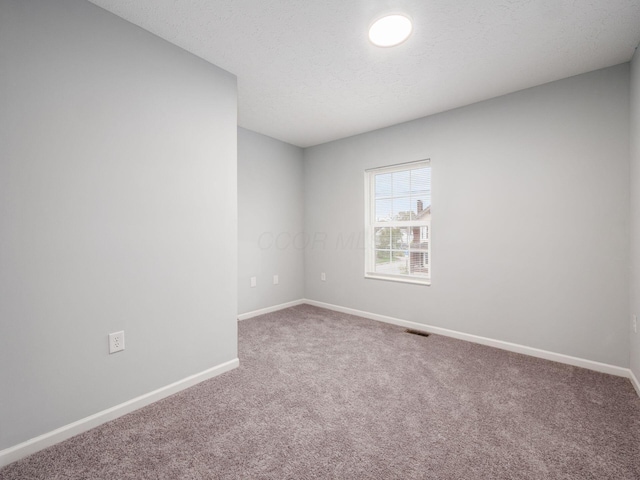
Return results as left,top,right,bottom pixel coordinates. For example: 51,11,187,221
630,369,640,397
0,358,239,468
238,299,305,321
304,299,632,379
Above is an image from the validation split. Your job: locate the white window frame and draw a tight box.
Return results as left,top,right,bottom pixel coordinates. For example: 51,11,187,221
364,159,431,286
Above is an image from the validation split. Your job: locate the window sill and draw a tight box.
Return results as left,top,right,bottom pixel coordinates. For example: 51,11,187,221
364,273,431,286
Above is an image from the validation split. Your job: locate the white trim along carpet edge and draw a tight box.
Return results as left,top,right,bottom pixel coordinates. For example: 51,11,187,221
0,358,239,468
238,299,306,321
302,299,637,384
630,369,640,397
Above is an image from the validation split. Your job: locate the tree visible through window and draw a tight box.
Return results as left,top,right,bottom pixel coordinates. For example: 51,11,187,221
365,160,431,284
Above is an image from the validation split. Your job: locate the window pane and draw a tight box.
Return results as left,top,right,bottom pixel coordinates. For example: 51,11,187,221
419,225,429,242
407,225,419,247
375,173,392,198
410,167,430,194
392,170,411,196
410,195,430,218
374,227,391,249
392,228,407,249
375,199,392,222
392,196,412,220
406,227,428,248
375,250,408,275
375,250,391,264
408,250,429,277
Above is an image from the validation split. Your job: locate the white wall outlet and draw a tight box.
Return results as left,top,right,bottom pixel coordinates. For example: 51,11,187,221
250,276,257,288
273,274,279,285
108,331,125,354
321,272,326,281
633,314,638,334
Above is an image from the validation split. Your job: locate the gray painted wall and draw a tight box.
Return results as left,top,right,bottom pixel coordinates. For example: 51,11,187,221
631,47,640,379
238,128,305,314
0,0,238,450
304,65,630,367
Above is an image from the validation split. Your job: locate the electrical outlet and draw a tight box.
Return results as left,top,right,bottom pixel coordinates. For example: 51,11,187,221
250,276,257,288
633,315,638,334
273,274,279,285
321,272,326,281
109,331,125,354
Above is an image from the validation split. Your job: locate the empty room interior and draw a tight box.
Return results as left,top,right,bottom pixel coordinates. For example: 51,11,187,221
2,0,640,478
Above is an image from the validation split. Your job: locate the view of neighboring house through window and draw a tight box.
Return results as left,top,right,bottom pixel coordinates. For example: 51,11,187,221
364,160,431,285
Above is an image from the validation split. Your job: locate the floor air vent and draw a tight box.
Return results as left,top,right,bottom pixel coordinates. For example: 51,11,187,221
405,328,430,337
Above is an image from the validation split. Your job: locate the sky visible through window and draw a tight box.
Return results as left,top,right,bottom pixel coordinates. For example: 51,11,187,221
374,167,431,221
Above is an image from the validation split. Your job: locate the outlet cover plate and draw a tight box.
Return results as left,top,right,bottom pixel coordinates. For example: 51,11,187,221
109,331,125,354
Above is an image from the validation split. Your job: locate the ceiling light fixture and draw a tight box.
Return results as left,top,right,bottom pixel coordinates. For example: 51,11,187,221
368,14,413,47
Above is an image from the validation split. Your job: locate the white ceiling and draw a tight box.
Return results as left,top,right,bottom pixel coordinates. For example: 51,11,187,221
87,0,640,148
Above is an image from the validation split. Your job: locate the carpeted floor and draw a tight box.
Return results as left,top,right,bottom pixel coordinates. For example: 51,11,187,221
2,304,639,479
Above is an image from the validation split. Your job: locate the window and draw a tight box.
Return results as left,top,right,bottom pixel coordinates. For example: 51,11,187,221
364,160,431,285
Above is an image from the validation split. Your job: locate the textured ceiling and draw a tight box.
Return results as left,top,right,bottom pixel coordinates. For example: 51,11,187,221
87,0,640,147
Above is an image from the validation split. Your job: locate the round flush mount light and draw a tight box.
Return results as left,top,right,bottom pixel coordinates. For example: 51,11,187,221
368,14,413,47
